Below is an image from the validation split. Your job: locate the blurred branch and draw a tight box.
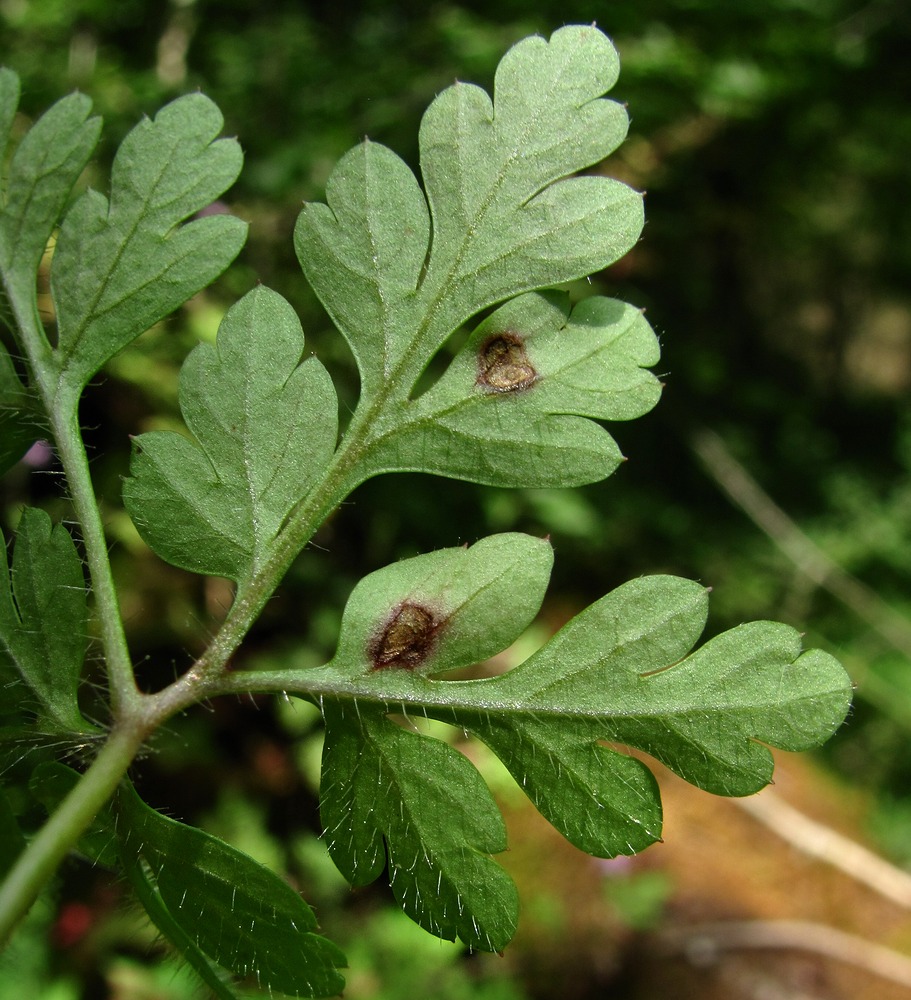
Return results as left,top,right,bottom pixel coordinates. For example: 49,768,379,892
660,918,911,989
735,790,911,909
691,428,911,657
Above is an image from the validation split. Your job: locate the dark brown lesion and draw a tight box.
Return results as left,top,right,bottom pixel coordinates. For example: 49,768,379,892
476,332,537,393
368,601,441,670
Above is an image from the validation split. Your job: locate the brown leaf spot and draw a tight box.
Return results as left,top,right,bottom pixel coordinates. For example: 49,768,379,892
477,333,537,393
369,601,441,670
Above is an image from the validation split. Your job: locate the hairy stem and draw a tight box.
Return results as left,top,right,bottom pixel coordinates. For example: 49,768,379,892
165,386,390,705
50,392,141,717
0,723,146,947
2,265,139,718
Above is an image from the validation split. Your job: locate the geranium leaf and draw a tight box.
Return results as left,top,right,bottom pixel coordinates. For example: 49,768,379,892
0,345,41,474
320,702,518,953
328,532,553,678
304,549,851,950
0,78,101,303
123,286,338,583
361,291,662,487
295,26,647,493
50,92,246,391
117,782,347,999
0,508,90,733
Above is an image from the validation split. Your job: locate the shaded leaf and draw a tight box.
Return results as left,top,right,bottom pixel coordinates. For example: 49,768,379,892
320,702,517,952
120,843,245,1000
0,788,25,880
51,92,247,389
123,286,338,583
117,782,346,999
0,508,89,732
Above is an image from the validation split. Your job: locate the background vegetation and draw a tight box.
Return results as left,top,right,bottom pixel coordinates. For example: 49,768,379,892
2,1,911,997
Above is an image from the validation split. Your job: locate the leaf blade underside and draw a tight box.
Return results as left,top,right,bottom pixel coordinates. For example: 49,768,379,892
295,25,645,448
309,542,851,951
123,286,338,583
50,91,247,392
0,508,89,733
361,291,662,487
117,782,347,999
0,79,101,302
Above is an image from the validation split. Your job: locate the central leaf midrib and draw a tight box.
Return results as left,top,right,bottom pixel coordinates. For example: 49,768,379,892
55,128,177,376
369,80,570,432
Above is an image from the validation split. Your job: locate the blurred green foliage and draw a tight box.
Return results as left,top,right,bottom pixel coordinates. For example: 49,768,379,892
2,0,911,995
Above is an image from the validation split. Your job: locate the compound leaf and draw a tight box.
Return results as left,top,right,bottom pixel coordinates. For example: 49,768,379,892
305,546,851,949
0,76,101,301
296,25,646,474
117,782,346,999
123,286,338,583
0,508,89,733
362,291,662,487
51,92,246,391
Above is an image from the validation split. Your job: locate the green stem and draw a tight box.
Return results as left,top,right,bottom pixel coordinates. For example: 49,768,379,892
169,400,380,699
51,393,140,716
0,723,146,948
2,267,139,718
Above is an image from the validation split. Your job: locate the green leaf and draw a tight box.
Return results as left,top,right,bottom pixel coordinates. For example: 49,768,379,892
320,703,518,952
117,782,346,999
306,554,850,947
453,575,851,848
295,141,429,400
123,286,338,583
469,575,852,794
314,533,549,951
50,92,247,390
295,25,643,418
362,291,662,487
0,344,41,473
121,850,244,1000
418,27,639,331
0,508,90,732
0,82,101,298
328,532,553,677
